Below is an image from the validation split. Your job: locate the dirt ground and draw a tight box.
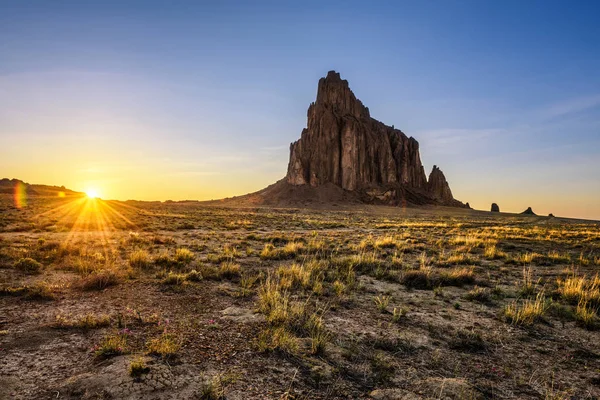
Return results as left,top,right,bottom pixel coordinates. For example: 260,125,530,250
1,195,599,399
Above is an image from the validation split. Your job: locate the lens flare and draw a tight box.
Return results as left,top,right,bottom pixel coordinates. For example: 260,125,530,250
14,181,27,208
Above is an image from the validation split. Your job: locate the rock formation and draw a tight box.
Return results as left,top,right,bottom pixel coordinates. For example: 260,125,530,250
285,71,464,207
427,166,454,203
521,207,536,215
491,203,500,212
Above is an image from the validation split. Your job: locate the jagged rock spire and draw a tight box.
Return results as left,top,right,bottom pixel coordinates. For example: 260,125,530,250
285,70,463,207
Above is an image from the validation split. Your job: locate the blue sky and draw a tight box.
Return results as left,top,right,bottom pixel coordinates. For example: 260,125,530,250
1,1,599,219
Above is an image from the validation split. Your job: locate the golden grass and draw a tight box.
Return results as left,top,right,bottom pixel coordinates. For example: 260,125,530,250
129,249,151,269
557,274,600,307
504,292,548,326
146,333,180,358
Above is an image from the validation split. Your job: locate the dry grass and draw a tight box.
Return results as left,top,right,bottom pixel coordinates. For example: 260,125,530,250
146,333,180,358
129,249,151,269
504,292,549,326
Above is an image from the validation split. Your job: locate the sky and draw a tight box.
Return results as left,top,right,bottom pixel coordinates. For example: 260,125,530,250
1,1,599,219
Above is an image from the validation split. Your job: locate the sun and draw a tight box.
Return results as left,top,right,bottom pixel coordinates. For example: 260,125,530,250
86,189,99,199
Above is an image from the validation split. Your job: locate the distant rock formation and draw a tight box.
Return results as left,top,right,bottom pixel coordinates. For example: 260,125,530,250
491,203,500,212
0,178,82,197
548,213,555,218
284,71,465,207
521,207,536,215
465,202,471,209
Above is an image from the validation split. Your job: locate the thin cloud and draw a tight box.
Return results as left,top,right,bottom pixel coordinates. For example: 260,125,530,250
537,94,600,120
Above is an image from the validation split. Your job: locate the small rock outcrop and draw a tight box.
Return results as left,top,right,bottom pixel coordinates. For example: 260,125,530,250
285,71,464,207
465,202,471,209
427,165,454,203
521,207,536,215
491,203,500,212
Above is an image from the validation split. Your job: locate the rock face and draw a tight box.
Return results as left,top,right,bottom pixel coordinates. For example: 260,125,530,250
286,71,463,207
427,165,454,203
491,203,500,212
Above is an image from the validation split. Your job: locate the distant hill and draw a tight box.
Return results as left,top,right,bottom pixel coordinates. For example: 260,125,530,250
0,178,84,197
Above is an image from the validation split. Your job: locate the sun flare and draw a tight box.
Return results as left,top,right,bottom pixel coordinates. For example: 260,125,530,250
86,189,99,199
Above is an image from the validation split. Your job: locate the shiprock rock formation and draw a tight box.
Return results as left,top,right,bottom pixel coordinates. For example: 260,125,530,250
491,203,500,212
221,71,466,207
521,207,536,215
282,71,465,207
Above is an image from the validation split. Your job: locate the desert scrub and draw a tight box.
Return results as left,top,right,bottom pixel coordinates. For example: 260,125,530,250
504,292,549,326
174,248,195,264
236,273,258,297
162,272,188,285
277,263,311,290
78,269,122,290
401,266,433,289
556,274,600,308
129,249,151,269
332,280,346,296
146,332,180,358
14,257,43,274
219,261,241,279
574,299,599,330
465,286,491,303
259,242,304,260
24,281,57,300
519,266,539,296
307,313,330,355
547,250,570,264
439,267,475,287
392,307,408,323
484,244,506,260
94,333,127,358
374,236,401,250
154,250,175,267
129,357,150,377
374,295,391,313
437,252,478,267
256,326,299,355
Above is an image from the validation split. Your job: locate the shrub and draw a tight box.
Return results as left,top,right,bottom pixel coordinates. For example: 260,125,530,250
465,286,491,303
14,257,43,274
439,267,475,287
129,357,150,377
504,292,548,326
256,326,298,355
162,272,188,285
374,295,391,313
391,307,407,323
575,299,599,330
154,250,175,267
94,333,127,358
219,262,241,279
401,267,432,289
174,248,195,264
146,333,180,358
79,269,122,290
24,282,56,300
129,249,151,269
